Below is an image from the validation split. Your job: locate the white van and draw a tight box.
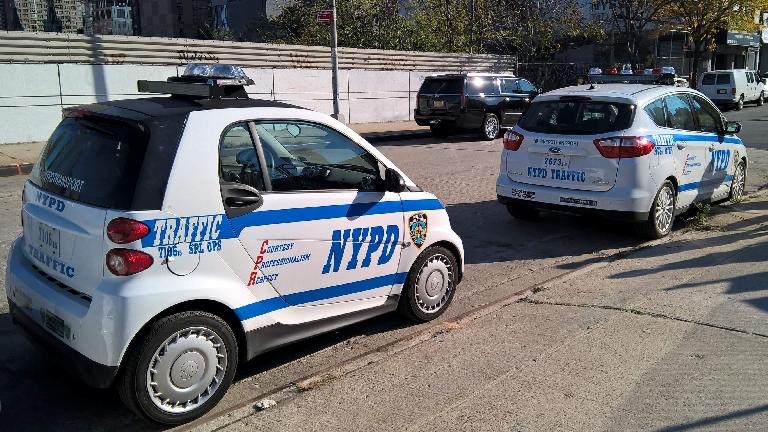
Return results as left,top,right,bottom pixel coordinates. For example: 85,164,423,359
698,69,765,110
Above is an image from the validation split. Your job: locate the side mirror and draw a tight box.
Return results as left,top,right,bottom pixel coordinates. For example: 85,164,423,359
725,121,741,135
384,168,407,193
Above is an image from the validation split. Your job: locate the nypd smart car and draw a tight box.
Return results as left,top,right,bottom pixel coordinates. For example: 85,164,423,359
496,83,747,238
6,65,464,424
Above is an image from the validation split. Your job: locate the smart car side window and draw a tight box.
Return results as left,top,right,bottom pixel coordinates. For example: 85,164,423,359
663,94,696,131
252,121,384,192
219,123,265,191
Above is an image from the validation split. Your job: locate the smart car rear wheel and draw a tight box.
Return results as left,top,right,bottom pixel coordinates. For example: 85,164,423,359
479,113,500,140
398,246,458,322
117,311,238,425
639,181,676,239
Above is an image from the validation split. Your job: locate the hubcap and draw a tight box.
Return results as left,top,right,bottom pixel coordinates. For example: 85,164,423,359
146,327,227,414
654,186,675,234
414,254,454,314
732,164,746,199
485,117,499,138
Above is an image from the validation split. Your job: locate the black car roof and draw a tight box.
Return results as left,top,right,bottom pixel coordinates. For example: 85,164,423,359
76,96,306,121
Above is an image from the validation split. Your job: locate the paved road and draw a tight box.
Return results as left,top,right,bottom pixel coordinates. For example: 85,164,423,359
0,106,767,430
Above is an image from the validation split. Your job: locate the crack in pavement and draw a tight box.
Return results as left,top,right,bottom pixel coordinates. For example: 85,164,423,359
520,298,768,339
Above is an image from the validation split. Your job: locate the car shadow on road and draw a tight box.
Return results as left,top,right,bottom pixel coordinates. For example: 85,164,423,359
444,200,643,265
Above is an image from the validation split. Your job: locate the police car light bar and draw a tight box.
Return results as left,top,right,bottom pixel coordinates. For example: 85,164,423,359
137,63,254,99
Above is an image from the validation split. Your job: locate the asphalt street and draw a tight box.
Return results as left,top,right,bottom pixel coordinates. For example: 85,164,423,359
0,103,767,431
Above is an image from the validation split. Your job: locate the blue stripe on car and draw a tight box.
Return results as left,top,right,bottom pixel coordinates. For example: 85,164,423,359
678,175,734,192
235,272,409,321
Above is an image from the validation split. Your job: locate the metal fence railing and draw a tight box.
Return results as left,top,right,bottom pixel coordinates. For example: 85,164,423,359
0,31,517,72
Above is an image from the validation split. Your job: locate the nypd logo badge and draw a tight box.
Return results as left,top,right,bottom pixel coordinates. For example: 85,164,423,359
408,212,428,248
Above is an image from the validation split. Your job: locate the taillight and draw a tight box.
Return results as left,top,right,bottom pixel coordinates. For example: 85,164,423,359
503,131,524,151
107,218,150,244
593,136,654,158
106,249,154,276
732,88,737,95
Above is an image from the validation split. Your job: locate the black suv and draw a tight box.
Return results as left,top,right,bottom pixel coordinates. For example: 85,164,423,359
414,73,541,140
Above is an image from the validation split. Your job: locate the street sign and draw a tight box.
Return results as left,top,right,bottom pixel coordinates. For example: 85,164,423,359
317,10,334,23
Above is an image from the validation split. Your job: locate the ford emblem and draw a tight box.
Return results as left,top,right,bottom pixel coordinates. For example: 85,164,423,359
548,147,561,154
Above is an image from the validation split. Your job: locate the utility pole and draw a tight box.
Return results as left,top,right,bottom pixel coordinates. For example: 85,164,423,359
330,0,342,122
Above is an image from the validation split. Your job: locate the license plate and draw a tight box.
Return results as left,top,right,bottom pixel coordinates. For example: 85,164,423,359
542,155,570,169
433,100,445,108
36,221,60,258
717,89,727,94
42,309,71,340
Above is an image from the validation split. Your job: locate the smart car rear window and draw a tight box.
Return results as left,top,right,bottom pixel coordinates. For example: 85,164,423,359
30,116,150,210
518,101,634,135
419,78,463,94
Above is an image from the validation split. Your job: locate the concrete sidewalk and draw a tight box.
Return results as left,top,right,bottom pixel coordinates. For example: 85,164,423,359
194,192,768,432
0,121,430,177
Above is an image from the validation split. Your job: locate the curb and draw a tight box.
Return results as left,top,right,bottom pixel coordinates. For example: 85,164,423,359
0,163,33,178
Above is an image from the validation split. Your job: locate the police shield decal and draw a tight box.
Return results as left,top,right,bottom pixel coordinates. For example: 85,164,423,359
408,212,428,248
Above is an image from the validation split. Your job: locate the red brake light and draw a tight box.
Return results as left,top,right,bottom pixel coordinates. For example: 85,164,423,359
106,249,154,276
503,131,524,151
593,136,654,158
732,87,737,95
107,218,150,244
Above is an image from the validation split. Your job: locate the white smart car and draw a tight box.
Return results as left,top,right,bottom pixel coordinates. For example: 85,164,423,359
6,65,464,424
496,84,748,238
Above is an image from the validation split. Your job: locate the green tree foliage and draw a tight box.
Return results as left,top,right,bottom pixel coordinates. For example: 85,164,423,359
659,0,768,84
248,0,599,60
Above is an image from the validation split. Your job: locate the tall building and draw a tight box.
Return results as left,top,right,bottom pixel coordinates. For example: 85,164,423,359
91,0,134,35
13,0,84,33
135,0,208,38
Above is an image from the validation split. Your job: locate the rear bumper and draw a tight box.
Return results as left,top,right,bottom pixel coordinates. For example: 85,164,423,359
414,111,478,129
9,300,117,388
496,175,652,222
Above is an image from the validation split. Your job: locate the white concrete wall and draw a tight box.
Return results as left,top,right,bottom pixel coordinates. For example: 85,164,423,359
0,63,442,144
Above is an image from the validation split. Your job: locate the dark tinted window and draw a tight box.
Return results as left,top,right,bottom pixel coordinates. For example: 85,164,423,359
419,78,463,94
30,116,149,209
664,94,696,131
746,72,754,83
644,98,666,127
690,95,722,134
219,123,265,191
501,79,519,94
701,74,716,85
518,101,634,134
716,74,731,85
466,77,500,96
519,79,537,92
253,121,383,192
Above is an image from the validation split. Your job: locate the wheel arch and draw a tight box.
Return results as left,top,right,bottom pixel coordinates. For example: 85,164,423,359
119,299,248,371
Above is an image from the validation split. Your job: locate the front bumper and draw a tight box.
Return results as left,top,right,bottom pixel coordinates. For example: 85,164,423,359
6,237,120,387
496,175,651,222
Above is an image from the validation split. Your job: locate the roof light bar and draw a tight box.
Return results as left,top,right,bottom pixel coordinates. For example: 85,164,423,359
137,63,254,99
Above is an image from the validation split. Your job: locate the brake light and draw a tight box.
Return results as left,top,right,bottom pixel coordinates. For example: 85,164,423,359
106,249,154,276
732,88,737,95
593,136,654,158
503,131,524,150
107,218,150,244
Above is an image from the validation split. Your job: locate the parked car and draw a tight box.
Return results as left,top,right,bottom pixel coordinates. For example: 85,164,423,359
496,84,747,239
414,73,541,140
697,69,765,110
7,64,464,425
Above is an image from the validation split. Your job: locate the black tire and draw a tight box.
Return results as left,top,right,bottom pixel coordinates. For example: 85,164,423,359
729,161,746,201
758,92,765,107
638,181,676,239
506,204,540,221
430,124,451,138
737,95,744,111
398,245,459,322
478,113,500,140
117,311,239,425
